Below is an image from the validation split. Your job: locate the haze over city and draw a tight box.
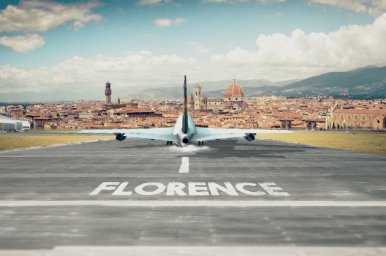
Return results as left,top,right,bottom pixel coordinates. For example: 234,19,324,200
1,0,386,101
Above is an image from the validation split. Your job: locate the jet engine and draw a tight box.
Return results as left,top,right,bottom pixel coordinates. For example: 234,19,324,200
182,137,189,144
115,133,126,141
244,133,256,141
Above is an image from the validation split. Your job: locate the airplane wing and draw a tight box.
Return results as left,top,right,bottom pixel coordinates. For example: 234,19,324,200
79,128,175,141
193,127,291,142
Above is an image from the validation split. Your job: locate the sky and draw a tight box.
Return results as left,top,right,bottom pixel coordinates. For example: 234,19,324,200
1,0,386,101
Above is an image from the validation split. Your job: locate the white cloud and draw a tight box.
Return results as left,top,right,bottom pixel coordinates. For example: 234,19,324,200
73,21,85,31
0,0,101,33
0,51,198,94
310,0,386,16
154,18,185,27
209,13,386,79
138,0,171,5
0,0,101,53
0,34,45,53
2,13,386,97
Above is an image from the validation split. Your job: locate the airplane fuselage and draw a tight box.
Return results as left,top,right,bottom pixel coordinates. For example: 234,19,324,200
173,113,197,147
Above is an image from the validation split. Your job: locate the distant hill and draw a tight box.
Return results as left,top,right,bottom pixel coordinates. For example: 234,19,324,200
269,66,386,99
124,79,291,99
3,66,385,102
124,66,386,100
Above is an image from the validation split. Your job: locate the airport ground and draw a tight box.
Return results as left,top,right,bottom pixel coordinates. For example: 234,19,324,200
0,138,385,256
255,130,386,155
0,132,110,151
1,130,385,155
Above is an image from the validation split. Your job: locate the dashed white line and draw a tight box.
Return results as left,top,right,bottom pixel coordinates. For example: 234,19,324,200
178,157,189,174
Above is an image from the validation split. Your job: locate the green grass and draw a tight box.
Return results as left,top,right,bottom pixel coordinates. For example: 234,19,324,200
0,134,111,151
25,129,82,133
255,131,386,155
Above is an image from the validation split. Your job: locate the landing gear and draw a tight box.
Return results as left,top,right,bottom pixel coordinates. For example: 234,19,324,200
198,141,204,146
166,141,173,146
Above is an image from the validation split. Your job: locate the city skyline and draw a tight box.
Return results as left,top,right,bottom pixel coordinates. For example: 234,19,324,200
1,0,386,101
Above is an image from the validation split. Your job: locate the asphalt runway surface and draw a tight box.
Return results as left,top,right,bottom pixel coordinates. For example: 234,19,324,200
1,138,386,256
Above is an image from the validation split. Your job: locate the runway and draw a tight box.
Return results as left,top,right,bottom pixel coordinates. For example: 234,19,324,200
0,138,386,255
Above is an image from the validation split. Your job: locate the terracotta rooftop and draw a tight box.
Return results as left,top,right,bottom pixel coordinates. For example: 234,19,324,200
274,113,303,119
334,109,386,115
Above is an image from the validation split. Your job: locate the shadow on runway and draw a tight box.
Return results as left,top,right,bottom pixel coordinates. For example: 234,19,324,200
117,139,308,159
119,144,165,150
193,139,307,159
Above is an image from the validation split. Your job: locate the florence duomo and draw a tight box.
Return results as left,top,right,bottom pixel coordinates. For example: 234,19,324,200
188,79,246,113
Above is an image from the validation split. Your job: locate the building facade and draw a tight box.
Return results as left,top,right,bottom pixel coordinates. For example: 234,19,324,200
194,84,202,111
327,108,386,130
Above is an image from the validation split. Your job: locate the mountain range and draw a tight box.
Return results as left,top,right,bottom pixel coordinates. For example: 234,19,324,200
124,65,386,100
1,65,385,103
124,79,297,99
268,65,386,99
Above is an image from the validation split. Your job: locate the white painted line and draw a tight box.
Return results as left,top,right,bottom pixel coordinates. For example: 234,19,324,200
178,157,189,174
2,246,386,256
1,200,386,207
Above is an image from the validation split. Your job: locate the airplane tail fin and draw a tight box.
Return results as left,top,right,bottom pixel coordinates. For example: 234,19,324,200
182,75,188,134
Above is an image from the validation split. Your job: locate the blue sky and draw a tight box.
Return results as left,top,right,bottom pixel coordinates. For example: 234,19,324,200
0,0,385,101
0,0,373,67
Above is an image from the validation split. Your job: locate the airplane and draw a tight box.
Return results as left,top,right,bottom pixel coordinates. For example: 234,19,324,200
79,76,291,147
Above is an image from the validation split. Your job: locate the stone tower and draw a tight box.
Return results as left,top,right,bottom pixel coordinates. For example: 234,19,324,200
194,84,201,111
105,82,112,104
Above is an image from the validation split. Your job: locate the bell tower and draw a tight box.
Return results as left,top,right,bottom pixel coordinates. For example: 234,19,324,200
105,82,112,104
194,84,201,111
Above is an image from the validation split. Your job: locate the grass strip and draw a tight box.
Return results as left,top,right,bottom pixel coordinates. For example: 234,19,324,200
0,135,111,151
255,131,386,155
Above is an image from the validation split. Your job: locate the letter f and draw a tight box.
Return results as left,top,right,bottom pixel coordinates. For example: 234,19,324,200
89,182,120,195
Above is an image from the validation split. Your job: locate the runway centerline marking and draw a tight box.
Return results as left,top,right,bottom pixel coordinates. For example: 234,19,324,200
1,201,386,207
179,157,189,174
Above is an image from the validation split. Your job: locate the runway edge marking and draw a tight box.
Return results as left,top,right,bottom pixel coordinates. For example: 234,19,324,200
2,246,386,256
1,200,386,207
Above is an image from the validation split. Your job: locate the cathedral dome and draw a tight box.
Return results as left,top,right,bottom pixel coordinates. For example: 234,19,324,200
225,79,244,98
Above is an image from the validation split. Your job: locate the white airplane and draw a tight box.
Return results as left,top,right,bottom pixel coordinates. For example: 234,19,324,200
79,76,291,146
